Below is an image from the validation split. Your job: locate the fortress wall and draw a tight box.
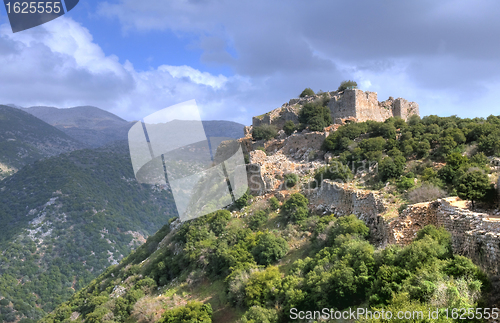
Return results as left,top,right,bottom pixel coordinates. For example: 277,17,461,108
253,89,420,129
328,90,358,121
393,98,420,121
310,180,393,246
354,90,393,122
311,181,500,275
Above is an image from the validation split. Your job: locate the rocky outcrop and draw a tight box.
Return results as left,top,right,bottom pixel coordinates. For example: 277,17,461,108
247,150,321,194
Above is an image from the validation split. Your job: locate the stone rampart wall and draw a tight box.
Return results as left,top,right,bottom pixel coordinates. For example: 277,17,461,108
311,181,500,275
253,89,420,129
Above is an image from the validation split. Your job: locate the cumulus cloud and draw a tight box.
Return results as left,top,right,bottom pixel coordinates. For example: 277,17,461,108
96,0,500,118
0,17,270,123
2,1,500,124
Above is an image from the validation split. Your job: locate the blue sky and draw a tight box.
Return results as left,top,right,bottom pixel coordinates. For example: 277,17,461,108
1,0,500,125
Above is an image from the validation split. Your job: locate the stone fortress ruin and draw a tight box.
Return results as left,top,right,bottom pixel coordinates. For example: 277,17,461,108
252,88,420,129
242,88,500,279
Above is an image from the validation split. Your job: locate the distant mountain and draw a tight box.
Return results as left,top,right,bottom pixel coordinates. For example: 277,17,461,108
0,143,177,321
202,120,245,140
22,106,133,148
21,106,246,148
0,105,84,180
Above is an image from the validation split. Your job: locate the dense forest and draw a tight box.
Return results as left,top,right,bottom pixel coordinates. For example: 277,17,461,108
0,143,176,322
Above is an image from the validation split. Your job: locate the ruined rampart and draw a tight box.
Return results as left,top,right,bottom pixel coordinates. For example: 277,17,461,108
311,181,500,275
252,89,419,129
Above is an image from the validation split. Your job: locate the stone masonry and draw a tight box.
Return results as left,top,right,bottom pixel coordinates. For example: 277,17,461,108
310,181,500,276
252,89,419,129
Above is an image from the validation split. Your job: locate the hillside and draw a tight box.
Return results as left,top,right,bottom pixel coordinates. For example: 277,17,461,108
22,106,133,148
0,105,84,179
0,143,177,322
40,89,500,323
21,106,246,148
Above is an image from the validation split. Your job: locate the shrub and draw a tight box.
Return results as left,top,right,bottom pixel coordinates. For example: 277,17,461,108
252,234,289,266
379,155,406,182
268,197,280,211
415,140,431,158
249,210,268,231
477,132,500,156
456,170,492,207
359,136,386,153
396,177,415,191
283,120,296,136
329,214,369,240
470,152,489,168
369,123,397,140
283,173,299,188
234,191,251,210
298,102,332,131
209,210,231,236
159,301,212,323
282,193,309,223
241,306,278,323
253,125,278,141
314,160,353,187
323,122,368,152
244,266,282,307
338,80,358,91
408,183,447,204
299,87,315,98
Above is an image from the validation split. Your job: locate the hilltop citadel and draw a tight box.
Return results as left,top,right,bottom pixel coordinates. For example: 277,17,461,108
252,88,420,129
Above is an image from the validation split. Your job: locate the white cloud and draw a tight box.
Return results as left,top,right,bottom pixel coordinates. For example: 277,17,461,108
160,65,228,89
2,1,500,126
0,17,268,124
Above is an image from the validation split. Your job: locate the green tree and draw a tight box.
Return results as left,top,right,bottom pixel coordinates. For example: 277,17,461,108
234,191,251,210
241,306,278,323
338,80,358,91
456,170,491,207
283,173,299,188
283,120,296,136
252,125,278,141
268,197,280,211
299,87,315,98
314,160,353,187
379,156,406,182
252,233,289,266
208,210,231,236
282,193,309,223
298,102,332,131
249,210,268,231
159,301,213,323
245,266,282,306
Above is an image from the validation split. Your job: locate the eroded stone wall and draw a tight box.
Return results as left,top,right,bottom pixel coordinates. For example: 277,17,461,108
310,180,392,246
393,98,420,121
253,89,420,129
310,181,500,275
